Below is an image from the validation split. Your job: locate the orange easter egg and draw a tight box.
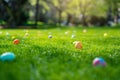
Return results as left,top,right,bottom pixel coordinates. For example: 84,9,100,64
13,39,20,44
75,41,82,49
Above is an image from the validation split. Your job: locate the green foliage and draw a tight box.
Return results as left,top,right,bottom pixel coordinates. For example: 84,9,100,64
0,0,120,27
104,0,120,15
0,0,29,28
0,27,120,80
29,0,109,25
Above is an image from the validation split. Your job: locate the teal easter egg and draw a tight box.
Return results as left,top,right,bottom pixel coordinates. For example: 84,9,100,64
0,52,15,61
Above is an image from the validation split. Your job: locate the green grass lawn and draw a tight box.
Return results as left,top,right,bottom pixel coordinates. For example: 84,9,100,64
0,27,120,80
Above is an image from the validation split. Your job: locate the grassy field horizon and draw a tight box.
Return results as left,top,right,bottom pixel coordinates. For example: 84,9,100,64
0,27,120,80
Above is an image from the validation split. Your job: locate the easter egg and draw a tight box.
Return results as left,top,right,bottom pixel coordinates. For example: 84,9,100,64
25,33,29,36
12,36,15,39
6,32,9,36
71,34,75,38
65,31,69,35
74,41,82,49
83,29,87,33
0,31,2,34
104,33,108,37
93,57,106,67
48,35,52,38
13,39,20,44
0,52,15,61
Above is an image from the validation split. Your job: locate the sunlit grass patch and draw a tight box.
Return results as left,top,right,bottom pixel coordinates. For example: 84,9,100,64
0,27,120,80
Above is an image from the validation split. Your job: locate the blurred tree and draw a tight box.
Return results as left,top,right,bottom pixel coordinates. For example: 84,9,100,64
75,0,107,26
29,0,108,27
66,0,107,26
104,0,120,24
78,0,92,26
34,0,39,28
29,0,49,23
45,0,71,26
0,0,29,28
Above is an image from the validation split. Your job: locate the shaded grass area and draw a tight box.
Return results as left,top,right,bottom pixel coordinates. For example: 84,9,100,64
0,27,120,80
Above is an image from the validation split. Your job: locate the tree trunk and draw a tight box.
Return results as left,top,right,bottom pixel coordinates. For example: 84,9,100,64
34,0,39,28
58,10,62,27
82,14,87,26
113,3,119,24
1,0,16,28
66,14,72,25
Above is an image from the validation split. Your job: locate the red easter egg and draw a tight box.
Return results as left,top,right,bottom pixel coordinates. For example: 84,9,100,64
13,39,20,44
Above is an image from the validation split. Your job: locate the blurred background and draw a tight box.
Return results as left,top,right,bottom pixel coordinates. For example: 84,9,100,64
0,0,120,29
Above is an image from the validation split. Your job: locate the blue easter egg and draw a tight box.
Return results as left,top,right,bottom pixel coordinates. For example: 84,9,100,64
0,52,15,61
99,58,105,63
93,57,106,67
